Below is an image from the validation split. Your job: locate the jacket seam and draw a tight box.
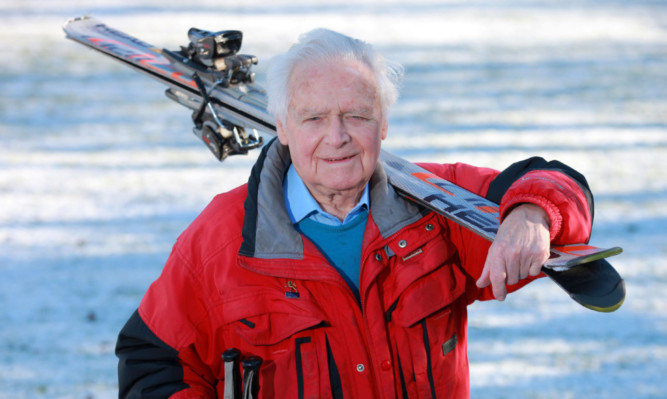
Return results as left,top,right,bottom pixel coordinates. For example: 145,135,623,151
166,245,230,351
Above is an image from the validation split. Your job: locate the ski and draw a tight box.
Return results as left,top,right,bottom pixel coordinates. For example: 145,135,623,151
63,16,624,312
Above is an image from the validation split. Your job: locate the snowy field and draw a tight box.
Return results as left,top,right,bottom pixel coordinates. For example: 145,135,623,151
1,0,666,398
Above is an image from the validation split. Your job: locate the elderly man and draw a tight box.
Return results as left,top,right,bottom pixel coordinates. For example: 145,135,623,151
117,29,592,398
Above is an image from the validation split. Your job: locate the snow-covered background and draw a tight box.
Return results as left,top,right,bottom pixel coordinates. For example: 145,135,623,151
1,0,666,398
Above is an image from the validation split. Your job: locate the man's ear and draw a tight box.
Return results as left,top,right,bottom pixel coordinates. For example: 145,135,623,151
381,118,388,140
276,118,289,145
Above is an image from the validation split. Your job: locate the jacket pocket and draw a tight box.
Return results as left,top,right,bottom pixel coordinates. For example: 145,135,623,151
381,217,459,313
222,286,327,346
387,264,468,399
219,288,336,399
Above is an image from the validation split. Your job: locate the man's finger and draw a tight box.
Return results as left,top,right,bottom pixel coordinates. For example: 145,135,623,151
518,253,533,280
528,262,543,277
506,261,520,286
489,259,508,301
529,251,549,276
476,260,492,288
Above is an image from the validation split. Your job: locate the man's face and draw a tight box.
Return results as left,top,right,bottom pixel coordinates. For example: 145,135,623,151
277,60,387,201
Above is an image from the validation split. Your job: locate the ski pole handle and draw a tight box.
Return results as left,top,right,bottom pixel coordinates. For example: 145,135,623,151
222,348,242,399
241,355,263,399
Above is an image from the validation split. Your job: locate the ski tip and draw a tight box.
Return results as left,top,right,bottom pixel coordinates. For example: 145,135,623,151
62,15,95,36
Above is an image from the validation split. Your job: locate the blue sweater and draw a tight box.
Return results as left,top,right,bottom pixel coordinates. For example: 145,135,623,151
296,209,368,299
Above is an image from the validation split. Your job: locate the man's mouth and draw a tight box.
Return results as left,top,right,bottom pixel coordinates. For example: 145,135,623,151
323,155,354,163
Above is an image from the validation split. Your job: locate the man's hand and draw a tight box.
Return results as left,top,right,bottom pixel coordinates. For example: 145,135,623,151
476,203,551,301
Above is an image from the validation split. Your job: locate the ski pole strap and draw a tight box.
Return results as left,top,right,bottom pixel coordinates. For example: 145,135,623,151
190,73,211,128
222,348,242,399
241,355,263,399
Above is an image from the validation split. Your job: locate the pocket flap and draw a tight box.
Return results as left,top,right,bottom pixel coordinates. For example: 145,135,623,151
382,229,458,310
390,264,467,327
233,312,324,346
222,288,326,346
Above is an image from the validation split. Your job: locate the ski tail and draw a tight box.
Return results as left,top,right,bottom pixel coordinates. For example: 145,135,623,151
547,245,623,269
543,258,626,312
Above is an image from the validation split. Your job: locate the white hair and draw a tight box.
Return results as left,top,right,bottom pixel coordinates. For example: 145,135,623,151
266,28,404,124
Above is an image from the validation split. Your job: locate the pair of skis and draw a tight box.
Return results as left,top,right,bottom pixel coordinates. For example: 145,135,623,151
62,16,624,312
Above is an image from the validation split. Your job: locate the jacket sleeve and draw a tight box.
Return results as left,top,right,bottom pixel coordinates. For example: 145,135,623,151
116,310,190,399
116,188,249,398
486,156,593,244
420,156,594,301
116,245,219,399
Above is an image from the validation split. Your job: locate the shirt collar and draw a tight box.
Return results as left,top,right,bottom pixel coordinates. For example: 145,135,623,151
284,164,369,226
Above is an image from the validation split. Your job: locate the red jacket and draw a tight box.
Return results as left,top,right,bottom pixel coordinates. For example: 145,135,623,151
117,140,593,398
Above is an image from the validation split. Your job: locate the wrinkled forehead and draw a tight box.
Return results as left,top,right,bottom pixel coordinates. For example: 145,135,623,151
286,60,382,119
288,58,379,94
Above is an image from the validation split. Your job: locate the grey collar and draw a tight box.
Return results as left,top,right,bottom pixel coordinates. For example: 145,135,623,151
247,140,425,260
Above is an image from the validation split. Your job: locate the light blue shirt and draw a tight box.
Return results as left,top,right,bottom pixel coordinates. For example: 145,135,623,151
283,164,370,226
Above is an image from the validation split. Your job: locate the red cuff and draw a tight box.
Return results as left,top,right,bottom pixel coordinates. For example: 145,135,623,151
497,169,592,245
500,194,563,241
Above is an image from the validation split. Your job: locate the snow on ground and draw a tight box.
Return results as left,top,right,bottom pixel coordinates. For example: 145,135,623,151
0,0,666,398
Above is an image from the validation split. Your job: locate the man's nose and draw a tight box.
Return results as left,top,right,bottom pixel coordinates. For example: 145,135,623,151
325,116,351,147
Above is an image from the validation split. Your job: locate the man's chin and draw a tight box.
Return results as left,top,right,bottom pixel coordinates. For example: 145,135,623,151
316,178,366,195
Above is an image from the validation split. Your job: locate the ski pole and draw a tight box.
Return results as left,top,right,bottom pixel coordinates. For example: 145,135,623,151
241,355,263,399
222,348,242,399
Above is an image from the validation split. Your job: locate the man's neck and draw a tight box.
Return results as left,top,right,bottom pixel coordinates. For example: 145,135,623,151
310,189,364,222
284,164,369,225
